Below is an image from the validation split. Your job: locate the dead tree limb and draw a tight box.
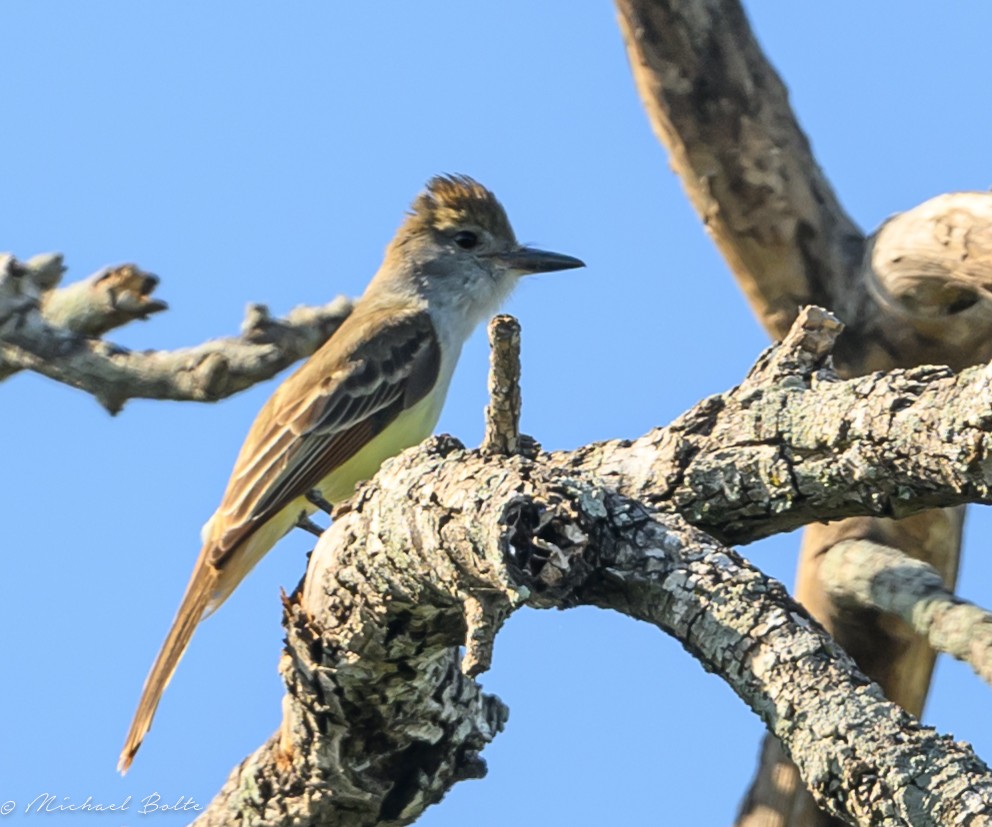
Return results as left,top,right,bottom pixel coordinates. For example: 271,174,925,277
196,438,992,827
0,252,353,413
821,540,992,688
195,309,992,827
557,308,992,544
614,3,992,823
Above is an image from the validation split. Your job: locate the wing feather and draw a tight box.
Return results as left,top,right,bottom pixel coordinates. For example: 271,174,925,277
207,306,440,565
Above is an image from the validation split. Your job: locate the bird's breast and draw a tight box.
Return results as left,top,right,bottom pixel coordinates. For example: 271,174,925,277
316,389,448,504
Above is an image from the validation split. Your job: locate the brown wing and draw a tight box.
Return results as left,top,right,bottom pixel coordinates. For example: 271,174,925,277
207,305,440,565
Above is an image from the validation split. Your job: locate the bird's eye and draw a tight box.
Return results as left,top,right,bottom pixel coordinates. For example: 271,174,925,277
453,230,479,250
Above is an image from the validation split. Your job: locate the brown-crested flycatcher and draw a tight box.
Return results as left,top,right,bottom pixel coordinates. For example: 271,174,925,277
119,174,584,772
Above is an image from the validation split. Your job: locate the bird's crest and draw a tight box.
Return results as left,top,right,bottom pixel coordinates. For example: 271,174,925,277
406,174,515,242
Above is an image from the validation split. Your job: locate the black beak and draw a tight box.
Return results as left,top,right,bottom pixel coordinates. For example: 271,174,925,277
491,246,585,274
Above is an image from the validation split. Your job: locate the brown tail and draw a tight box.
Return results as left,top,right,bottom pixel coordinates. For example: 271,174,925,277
118,554,219,774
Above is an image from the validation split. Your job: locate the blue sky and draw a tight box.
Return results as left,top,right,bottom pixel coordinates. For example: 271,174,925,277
2,3,991,825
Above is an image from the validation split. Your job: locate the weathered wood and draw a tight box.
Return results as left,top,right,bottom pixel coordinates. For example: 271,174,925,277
614,0,863,338
852,191,992,370
481,314,523,456
615,3,992,823
821,538,992,687
196,433,992,827
0,252,353,413
198,309,992,826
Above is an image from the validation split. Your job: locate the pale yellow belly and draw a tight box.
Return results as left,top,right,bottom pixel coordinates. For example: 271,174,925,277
317,392,443,504
205,391,444,611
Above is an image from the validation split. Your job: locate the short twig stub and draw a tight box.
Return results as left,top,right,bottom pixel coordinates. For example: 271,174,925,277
481,314,522,456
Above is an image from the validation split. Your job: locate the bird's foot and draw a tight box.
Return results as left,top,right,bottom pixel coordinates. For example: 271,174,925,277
306,489,334,514
295,511,325,538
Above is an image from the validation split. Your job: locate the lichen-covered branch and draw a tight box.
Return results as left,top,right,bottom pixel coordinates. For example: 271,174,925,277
41,260,168,336
0,252,353,413
0,254,167,380
615,4,992,822
557,308,992,545
822,539,992,687
481,314,522,456
197,437,992,827
190,307,992,826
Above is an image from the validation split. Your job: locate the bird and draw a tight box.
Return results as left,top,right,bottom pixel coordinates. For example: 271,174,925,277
118,174,584,772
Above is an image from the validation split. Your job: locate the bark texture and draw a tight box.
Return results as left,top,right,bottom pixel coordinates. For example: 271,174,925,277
562,331,992,544
822,540,992,687
196,435,992,827
613,0,862,339
10,3,992,820
0,252,353,412
614,1,992,822
197,310,992,827
481,314,523,457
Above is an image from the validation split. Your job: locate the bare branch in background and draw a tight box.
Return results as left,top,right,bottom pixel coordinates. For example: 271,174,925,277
0,252,353,413
614,2,992,822
822,540,992,687
614,0,863,339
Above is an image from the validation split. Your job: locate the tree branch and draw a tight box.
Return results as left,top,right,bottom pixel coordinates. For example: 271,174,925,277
614,0,864,338
557,308,992,545
481,314,522,456
847,191,992,373
193,307,992,826
821,540,992,688
41,261,168,336
0,253,353,413
614,20,992,821
0,253,167,380
197,436,992,827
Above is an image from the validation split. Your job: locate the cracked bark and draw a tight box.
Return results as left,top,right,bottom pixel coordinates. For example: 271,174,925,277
614,2,992,823
481,314,523,457
558,312,992,545
9,4,992,818
199,309,992,826
196,436,992,827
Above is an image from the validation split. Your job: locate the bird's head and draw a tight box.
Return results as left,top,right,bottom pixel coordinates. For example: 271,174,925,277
379,175,584,323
